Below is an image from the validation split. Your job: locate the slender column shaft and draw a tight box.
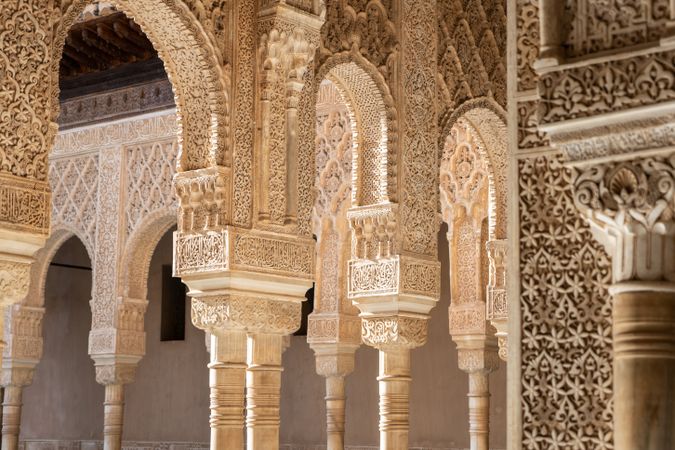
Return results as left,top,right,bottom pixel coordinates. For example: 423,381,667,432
612,288,675,450
246,333,283,450
537,0,567,64
326,376,346,450
103,384,124,450
378,347,411,450
467,372,490,450
209,331,247,449
1,386,23,450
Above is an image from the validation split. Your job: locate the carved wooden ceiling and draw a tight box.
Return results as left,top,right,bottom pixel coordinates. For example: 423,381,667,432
61,11,157,78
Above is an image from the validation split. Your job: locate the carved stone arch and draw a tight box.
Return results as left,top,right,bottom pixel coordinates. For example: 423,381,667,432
26,226,93,308
316,53,398,206
440,98,507,240
120,207,177,302
51,0,231,171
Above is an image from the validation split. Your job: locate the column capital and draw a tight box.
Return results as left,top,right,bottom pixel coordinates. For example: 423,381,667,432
361,316,427,351
191,295,301,335
573,154,675,284
93,360,138,386
0,365,35,388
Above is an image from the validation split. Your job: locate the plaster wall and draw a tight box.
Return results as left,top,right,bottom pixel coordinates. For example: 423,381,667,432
20,237,104,441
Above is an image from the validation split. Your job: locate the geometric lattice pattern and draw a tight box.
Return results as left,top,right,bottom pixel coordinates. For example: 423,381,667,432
125,139,178,236
49,155,100,250
519,154,613,450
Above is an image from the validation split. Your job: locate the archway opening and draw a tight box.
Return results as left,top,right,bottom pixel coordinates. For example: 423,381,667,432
21,235,101,443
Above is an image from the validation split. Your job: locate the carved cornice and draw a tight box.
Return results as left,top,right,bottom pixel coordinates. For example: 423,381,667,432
58,79,175,129
573,154,675,283
191,295,301,335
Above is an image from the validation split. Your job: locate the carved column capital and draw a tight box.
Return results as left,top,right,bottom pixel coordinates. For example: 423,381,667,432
0,366,35,389
573,154,675,284
3,304,44,363
94,361,138,387
310,342,359,379
361,316,428,351
191,295,301,335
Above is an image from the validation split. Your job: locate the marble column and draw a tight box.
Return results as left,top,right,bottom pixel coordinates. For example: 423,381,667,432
1,368,34,450
95,363,137,450
208,330,247,449
572,156,675,450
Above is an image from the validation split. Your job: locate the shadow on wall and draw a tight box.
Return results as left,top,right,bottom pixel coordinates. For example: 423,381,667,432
21,236,103,441
280,225,507,449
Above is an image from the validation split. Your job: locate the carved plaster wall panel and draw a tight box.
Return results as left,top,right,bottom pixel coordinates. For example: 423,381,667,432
518,154,613,449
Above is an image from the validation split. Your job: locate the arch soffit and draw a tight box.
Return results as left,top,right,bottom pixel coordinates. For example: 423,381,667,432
440,98,507,240
316,52,398,206
120,207,177,301
51,0,230,171
26,225,93,308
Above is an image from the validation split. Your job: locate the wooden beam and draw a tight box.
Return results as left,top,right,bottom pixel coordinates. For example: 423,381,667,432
97,23,147,58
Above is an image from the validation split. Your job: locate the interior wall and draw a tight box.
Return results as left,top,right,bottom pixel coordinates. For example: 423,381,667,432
21,236,104,441
123,228,210,442
280,227,508,449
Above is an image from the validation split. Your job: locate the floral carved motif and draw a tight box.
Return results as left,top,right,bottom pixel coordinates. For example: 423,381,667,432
516,0,540,92
519,154,613,449
539,50,675,124
361,316,427,350
192,295,301,335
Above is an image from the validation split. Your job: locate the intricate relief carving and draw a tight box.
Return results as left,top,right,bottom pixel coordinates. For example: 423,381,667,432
174,231,227,276
3,304,44,361
232,232,314,278
573,154,675,282
174,228,314,278
518,100,549,149
516,0,540,92
348,258,398,297
437,0,507,111
94,363,137,386
400,260,442,299
400,0,439,257
125,139,177,236
566,0,672,56
0,262,31,306
307,315,361,345
0,174,51,235
361,316,427,350
539,50,675,124
50,154,98,250
91,147,122,330
54,0,230,170
319,0,398,82
0,1,53,182
191,295,301,335
53,112,179,157
457,347,500,373
519,154,613,449
58,79,175,129
174,167,229,233
486,239,508,361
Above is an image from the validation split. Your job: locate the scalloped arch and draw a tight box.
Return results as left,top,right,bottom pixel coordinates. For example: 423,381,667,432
316,52,398,206
440,98,507,239
51,0,230,171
